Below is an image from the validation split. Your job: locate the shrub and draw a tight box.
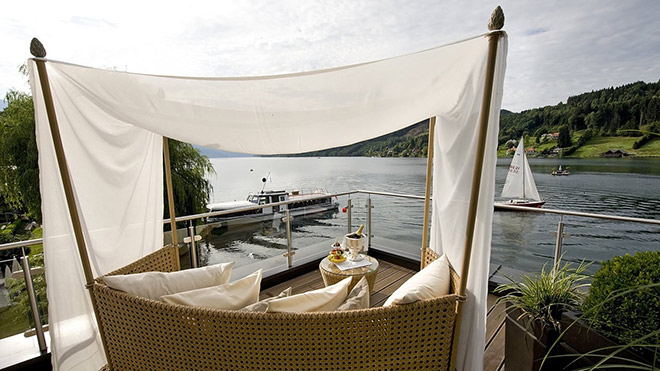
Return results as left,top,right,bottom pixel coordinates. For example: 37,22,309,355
581,251,660,346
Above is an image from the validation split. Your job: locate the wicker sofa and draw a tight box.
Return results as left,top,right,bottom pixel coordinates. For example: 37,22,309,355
94,245,459,371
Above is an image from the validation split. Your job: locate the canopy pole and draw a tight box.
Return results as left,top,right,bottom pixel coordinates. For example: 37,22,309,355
449,7,504,370
420,117,435,268
163,137,178,247
30,38,113,368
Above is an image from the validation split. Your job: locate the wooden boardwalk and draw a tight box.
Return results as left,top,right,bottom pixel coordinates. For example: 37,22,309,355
261,259,506,370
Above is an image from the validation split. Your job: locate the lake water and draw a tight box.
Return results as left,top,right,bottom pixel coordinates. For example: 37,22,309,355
201,156,660,274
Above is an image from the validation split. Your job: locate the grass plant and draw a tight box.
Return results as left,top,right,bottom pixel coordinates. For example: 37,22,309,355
495,260,590,331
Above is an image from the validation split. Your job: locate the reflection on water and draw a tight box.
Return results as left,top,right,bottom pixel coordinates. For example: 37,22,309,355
203,157,660,274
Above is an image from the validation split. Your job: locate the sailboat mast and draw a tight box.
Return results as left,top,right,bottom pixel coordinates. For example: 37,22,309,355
521,137,526,200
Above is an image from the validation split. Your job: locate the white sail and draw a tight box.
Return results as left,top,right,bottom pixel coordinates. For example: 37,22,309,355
501,137,542,201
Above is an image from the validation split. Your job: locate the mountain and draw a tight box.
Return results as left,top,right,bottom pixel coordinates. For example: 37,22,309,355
294,119,431,157
292,80,660,157
194,146,252,158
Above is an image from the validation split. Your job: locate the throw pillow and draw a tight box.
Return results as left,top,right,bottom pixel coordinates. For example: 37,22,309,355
383,254,450,306
336,277,370,310
161,269,262,310
103,261,234,300
240,287,293,312
267,277,352,312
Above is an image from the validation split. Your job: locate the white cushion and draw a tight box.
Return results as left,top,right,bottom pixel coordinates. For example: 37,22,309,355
240,287,293,312
267,277,352,312
161,269,262,310
103,261,234,300
336,277,370,311
384,254,450,306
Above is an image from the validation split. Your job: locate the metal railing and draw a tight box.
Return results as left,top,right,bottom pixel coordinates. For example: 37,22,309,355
1,189,658,361
0,239,48,353
495,203,660,271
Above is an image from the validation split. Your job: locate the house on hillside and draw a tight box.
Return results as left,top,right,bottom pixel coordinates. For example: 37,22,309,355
525,147,536,156
541,132,560,141
601,149,629,158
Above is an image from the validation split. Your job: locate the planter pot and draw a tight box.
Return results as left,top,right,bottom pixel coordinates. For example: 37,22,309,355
559,312,651,370
505,305,562,371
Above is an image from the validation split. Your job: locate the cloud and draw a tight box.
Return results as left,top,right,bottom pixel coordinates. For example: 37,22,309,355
1,0,658,112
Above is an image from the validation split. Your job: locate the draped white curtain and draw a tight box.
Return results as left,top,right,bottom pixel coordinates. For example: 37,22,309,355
29,32,506,371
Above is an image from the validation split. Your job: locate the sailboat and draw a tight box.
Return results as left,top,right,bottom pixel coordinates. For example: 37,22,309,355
495,136,546,209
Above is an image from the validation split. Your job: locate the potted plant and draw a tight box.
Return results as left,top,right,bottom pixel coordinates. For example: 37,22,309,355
495,261,590,371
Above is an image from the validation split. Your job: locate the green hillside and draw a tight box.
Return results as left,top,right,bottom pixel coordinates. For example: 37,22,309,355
297,80,660,158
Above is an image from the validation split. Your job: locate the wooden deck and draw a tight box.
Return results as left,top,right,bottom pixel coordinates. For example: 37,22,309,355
261,259,506,371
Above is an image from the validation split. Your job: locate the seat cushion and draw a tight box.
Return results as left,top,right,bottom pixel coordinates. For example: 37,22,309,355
384,253,450,306
161,269,262,310
103,261,234,300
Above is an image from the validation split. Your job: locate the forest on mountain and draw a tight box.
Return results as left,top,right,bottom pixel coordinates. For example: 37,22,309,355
300,80,660,157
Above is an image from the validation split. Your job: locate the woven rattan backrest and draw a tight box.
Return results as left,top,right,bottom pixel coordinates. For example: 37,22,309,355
103,244,180,277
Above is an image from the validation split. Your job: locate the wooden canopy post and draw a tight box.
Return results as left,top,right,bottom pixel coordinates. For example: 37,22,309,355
421,117,436,266
449,6,504,370
30,38,113,368
163,137,178,246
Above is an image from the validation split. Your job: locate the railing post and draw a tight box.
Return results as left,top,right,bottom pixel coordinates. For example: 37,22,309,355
553,215,564,273
347,198,352,234
283,209,294,268
184,221,199,268
366,196,372,252
20,247,47,352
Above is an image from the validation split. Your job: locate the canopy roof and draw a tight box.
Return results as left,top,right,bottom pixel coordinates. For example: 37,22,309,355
29,31,507,371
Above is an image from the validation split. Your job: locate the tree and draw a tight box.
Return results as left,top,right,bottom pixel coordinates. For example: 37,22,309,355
0,91,41,221
557,125,572,148
0,90,214,223
164,139,215,219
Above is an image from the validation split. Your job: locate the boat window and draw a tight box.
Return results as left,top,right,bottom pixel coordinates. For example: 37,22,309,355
259,197,268,205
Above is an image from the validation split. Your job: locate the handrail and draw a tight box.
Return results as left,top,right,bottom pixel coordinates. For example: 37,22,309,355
0,238,43,252
2,192,657,251
494,204,660,225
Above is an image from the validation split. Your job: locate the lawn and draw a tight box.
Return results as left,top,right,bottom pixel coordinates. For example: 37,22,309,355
569,136,660,157
0,304,31,339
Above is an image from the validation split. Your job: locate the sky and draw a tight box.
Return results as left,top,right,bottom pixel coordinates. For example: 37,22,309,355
1,0,659,112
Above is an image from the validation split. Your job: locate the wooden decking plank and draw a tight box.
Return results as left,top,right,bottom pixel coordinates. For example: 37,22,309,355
483,321,506,371
485,300,506,345
371,271,415,307
259,258,506,368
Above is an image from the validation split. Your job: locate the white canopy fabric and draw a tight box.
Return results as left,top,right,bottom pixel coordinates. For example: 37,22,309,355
29,32,506,371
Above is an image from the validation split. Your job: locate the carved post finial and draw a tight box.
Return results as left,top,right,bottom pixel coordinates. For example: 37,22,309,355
30,38,47,58
488,6,505,31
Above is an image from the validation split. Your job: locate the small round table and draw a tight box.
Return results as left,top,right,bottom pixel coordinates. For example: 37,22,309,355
319,255,379,293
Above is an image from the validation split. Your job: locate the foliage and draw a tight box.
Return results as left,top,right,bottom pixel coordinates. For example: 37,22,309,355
295,120,430,157
0,91,41,221
632,123,660,149
557,125,572,148
498,80,660,152
0,91,214,222
495,261,590,331
165,139,215,219
581,251,660,347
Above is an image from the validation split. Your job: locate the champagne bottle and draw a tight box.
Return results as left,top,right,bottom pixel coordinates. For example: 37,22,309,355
356,224,364,236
